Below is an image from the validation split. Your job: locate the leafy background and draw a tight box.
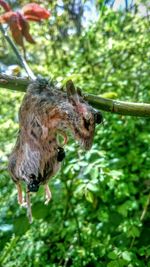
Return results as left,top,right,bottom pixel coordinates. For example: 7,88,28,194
0,0,150,266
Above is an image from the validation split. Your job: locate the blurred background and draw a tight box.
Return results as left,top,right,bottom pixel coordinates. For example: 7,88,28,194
0,0,150,266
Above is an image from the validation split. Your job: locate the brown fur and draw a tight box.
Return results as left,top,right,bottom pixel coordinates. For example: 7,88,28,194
8,79,102,218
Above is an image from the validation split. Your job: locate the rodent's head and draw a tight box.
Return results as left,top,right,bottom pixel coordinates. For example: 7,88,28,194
66,80,103,150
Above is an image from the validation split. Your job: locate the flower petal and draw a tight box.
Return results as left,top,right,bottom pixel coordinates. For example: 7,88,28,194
0,11,15,23
0,0,11,12
18,13,36,44
22,3,50,21
9,13,24,47
23,14,42,22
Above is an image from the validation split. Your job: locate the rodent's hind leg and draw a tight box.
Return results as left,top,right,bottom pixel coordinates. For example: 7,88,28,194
16,182,27,208
16,182,24,205
44,184,52,205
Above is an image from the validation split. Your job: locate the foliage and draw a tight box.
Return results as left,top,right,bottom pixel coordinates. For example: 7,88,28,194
0,1,150,266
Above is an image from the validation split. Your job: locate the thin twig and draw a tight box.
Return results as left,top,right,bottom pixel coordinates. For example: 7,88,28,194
0,24,36,80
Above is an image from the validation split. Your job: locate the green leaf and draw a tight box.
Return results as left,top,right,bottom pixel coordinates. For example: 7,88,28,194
108,251,118,260
122,251,131,262
32,202,50,219
13,215,29,236
107,259,126,267
87,183,99,192
107,260,118,267
85,189,94,203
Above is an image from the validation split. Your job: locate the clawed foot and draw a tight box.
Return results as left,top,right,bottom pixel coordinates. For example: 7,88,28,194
44,184,52,205
20,201,28,208
16,183,51,222
17,183,33,223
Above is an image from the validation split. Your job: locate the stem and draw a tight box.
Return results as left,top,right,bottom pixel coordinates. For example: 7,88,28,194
0,24,36,80
84,93,150,117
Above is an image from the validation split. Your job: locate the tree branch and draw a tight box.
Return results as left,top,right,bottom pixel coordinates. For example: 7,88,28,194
85,94,150,117
0,73,31,92
1,73,150,117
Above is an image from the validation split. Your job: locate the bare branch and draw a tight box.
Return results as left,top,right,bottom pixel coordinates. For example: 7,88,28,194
1,73,150,117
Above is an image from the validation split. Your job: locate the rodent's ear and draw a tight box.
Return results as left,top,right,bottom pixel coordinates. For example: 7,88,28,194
66,80,76,97
77,87,82,97
66,80,79,105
